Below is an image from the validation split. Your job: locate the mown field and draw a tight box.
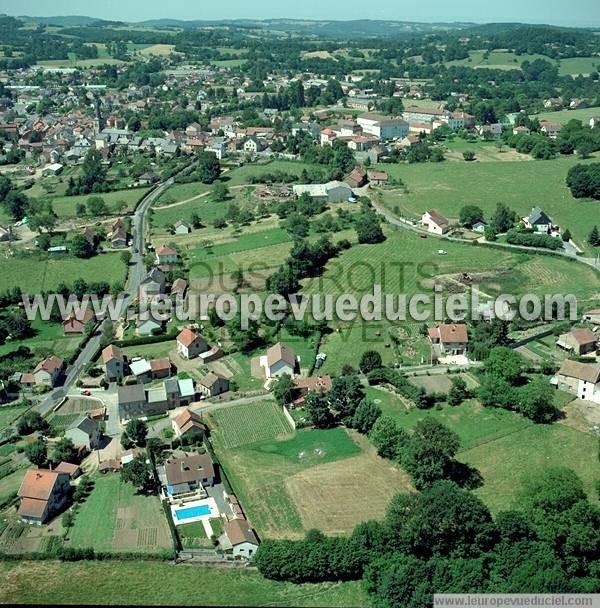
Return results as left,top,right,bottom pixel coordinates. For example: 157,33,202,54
66,474,172,554
376,155,600,253
0,560,367,606
0,404,30,430
48,187,150,218
0,318,80,359
0,251,127,292
534,105,600,125
367,388,598,513
209,401,294,449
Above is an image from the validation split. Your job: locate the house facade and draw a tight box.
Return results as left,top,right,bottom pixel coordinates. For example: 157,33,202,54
428,324,469,355
177,328,208,359
554,360,600,403
65,415,101,451
421,209,449,235
102,344,126,382
263,342,296,378
18,469,71,524
198,371,230,397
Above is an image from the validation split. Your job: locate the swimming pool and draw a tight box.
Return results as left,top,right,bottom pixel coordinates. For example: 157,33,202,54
174,504,212,520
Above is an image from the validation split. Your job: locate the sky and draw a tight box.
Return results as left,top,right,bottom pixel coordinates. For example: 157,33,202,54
0,0,598,27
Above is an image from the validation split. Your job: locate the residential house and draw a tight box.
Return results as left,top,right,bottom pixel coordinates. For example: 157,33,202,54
102,344,126,382
428,324,469,355
176,328,208,359
108,218,128,248
292,375,333,406
18,469,71,524
402,106,448,123
539,120,562,139
139,268,166,302
173,220,191,235
472,221,487,233
62,308,95,335
421,209,449,235
198,372,230,397
117,383,147,421
155,245,178,266
138,171,160,185
512,126,530,136
367,170,389,186
159,452,216,497
172,408,207,440
220,518,260,559
129,358,153,383
65,415,101,451
150,357,172,380
557,328,597,356
32,356,63,387
523,207,553,233
243,137,260,154
554,360,600,403
263,342,296,378
344,166,367,189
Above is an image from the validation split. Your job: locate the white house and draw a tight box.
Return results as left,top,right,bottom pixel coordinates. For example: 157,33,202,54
65,415,101,451
523,207,553,233
421,209,449,235
554,360,600,403
155,245,178,265
176,328,208,359
173,220,191,235
261,342,296,378
221,518,260,559
32,356,63,387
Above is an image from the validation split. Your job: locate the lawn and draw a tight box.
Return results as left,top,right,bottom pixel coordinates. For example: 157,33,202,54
375,155,600,253
214,426,363,538
0,251,127,293
0,404,30,430
0,560,367,606
67,474,172,554
209,401,294,449
47,187,150,218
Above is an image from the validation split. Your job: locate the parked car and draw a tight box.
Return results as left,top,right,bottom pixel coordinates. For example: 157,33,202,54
80,390,91,396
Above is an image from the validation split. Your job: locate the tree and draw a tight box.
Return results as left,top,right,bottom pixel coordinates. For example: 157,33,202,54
17,410,47,436
462,150,476,161
352,398,382,434
52,437,78,464
272,373,295,406
448,376,469,406
516,377,558,422
305,391,335,429
490,203,515,234
589,225,600,247
484,347,524,385
25,438,47,467
359,350,383,374
459,205,484,228
369,415,409,460
403,418,460,488
329,374,364,422
86,196,109,216
356,211,385,244
124,418,148,447
562,228,572,242
37,233,51,251
121,455,155,494
212,182,229,201
70,233,93,258
195,151,221,184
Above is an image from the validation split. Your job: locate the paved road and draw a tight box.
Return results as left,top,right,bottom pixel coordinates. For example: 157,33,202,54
370,195,600,272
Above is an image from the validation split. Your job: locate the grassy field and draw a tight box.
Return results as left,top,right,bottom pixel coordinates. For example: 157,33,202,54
67,474,172,554
534,106,600,125
376,155,600,253
0,252,127,292
0,318,80,359
214,425,366,538
445,50,597,76
0,560,367,606
0,404,30,430
47,187,150,218
209,401,294,449
368,392,599,512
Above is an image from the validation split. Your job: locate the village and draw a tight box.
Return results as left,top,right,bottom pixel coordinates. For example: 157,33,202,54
0,10,599,607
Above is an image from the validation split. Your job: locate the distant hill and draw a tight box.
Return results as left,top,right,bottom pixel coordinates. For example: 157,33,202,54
16,15,102,27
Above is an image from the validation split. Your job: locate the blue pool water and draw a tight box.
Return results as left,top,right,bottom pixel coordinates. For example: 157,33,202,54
174,504,211,520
